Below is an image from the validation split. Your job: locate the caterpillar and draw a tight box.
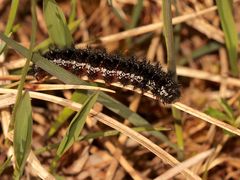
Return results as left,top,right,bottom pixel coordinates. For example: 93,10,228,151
32,47,180,104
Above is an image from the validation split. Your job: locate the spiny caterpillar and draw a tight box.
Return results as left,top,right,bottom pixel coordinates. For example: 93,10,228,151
32,47,180,103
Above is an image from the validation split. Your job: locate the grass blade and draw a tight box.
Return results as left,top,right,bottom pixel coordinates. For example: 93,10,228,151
108,0,129,28
4,0,19,35
35,126,169,155
50,92,99,171
10,0,37,130
48,90,87,137
162,0,184,160
56,92,99,157
219,99,235,123
128,0,143,30
43,0,73,48
13,91,32,179
33,19,80,52
0,0,19,54
0,156,12,175
69,0,77,23
216,0,239,76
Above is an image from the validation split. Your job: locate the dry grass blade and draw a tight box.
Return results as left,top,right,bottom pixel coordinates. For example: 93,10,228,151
155,149,214,180
24,84,115,93
27,151,55,180
0,94,16,108
173,102,240,136
177,66,240,87
0,75,34,81
80,6,218,45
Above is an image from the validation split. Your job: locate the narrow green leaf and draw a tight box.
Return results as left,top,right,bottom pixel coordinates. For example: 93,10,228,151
33,19,81,52
128,0,143,29
234,116,240,128
13,91,32,178
0,156,12,175
162,0,176,76
0,33,12,55
219,99,235,124
162,0,183,159
56,92,99,157
126,0,143,46
0,0,19,54
4,0,19,34
69,0,77,23
48,90,87,137
205,107,229,122
205,107,235,136
216,0,238,76
43,0,73,48
77,125,170,141
9,0,37,130
179,42,221,65
108,1,129,28
36,125,170,155
30,0,37,50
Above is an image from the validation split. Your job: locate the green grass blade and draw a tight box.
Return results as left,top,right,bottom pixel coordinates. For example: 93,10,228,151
0,0,19,54
48,90,87,137
69,0,77,23
162,0,184,160
0,156,12,175
162,0,176,76
126,0,143,46
13,91,32,179
56,92,99,157
43,0,73,48
10,0,37,130
109,0,143,46
128,0,143,29
205,107,236,136
36,125,170,156
4,0,19,35
179,42,221,65
12,2,35,178
205,107,229,122
33,19,81,52
78,126,170,141
216,0,239,76
0,33,12,57
29,0,37,50
35,126,170,155
108,0,129,28
219,99,235,124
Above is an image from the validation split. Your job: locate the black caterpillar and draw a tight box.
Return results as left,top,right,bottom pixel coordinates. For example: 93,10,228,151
32,47,180,103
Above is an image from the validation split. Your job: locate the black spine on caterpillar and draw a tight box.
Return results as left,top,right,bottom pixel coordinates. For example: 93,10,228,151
32,47,180,104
